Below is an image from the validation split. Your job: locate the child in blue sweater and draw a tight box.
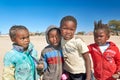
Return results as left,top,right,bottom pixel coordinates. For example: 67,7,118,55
3,25,39,80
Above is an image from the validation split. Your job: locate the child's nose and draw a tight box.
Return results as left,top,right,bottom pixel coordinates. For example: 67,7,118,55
53,37,57,41
25,38,30,42
66,29,71,33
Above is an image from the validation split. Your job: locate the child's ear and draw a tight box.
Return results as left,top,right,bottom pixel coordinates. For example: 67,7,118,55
11,38,15,42
107,35,110,40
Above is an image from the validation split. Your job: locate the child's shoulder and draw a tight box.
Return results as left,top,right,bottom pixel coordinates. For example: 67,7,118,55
109,41,116,45
109,41,119,48
73,36,87,46
88,43,96,46
74,36,85,42
4,50,17,59
5,50,16,55
41,45,53,54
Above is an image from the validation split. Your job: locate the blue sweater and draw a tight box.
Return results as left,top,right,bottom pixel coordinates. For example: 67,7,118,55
3,43,39,80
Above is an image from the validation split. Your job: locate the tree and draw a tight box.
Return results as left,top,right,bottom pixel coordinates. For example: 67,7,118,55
108,20,120,35
76,31,85,35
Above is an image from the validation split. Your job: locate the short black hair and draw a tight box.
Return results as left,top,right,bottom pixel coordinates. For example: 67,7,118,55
9,25,29,39
94,20,110,37
60,15,77,28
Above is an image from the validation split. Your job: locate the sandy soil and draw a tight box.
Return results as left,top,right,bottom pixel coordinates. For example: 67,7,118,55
0,35,120,80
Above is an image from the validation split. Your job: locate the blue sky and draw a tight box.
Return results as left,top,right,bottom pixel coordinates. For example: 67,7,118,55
0,0,120,34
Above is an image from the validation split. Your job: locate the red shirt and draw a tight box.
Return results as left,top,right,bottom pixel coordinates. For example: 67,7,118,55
88,42,120,80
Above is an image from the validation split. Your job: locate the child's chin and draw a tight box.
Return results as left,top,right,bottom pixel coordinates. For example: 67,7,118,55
53,44,58,46
53,44,59,47
64,37,72,40
23,46,29,50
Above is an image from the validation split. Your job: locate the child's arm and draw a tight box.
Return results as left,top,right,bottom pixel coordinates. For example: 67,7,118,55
114,47,120,74
39,50,48,71
37,63,44,70
82,52,91,80
112,73,120,79
112,47,120,79
3,65,15,80
3,53,15,80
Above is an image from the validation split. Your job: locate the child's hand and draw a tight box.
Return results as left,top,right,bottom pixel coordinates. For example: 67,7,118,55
112,73,119,79
37,64,44,70
118,72,120,75
37,63,44,75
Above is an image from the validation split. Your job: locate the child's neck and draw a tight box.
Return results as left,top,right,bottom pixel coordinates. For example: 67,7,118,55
100,42,109,46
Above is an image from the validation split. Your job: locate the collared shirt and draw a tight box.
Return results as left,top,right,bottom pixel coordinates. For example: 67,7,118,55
61,37,89,74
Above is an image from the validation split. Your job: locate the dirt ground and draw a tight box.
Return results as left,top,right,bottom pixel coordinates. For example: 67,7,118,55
0,35,120,80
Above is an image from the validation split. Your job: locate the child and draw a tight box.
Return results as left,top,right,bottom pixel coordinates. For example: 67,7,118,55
88,20,120,80
38,25,64,80
60,15,91,80
3,25,39,80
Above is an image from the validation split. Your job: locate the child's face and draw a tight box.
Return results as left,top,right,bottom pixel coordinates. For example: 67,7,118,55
60,21,76,40
12,29,30,50
48,29,61,47
94,29,109,46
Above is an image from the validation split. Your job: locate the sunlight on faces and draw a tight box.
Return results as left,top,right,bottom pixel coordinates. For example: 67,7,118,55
48,29,61,47
61,21,76,40
94,29,109,46
12,29,30,50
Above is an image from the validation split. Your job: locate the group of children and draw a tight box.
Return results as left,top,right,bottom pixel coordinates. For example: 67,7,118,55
2,15,120,80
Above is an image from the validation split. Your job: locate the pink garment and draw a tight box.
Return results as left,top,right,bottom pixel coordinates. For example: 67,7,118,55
61,73,69,80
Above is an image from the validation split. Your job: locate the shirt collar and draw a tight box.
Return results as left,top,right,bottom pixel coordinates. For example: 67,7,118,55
13,43,33,53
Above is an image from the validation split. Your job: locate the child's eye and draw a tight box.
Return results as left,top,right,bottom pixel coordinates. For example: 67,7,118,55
21,38,25,40
26,36,29,39
21,36,29,40
62,28,67,30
